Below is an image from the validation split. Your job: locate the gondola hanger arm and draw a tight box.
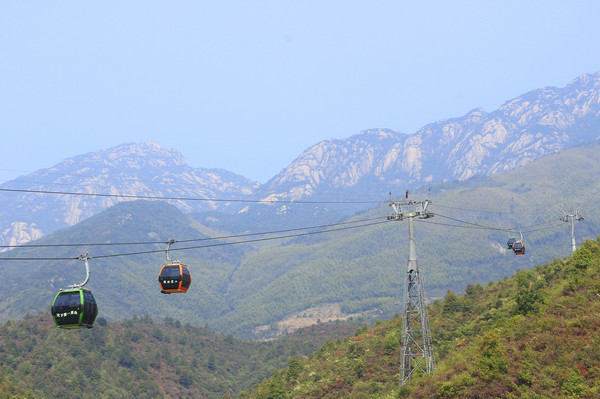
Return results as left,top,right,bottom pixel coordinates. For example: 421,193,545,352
69,253,91,289
165,239,179,264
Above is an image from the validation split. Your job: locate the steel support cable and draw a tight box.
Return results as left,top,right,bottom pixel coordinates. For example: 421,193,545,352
0,219,392,261
428,212,560,233
416,219,498,230
573,221,599,244
582,219,599,238
0,168,181,187
429,203,543,216
0,187,383,205
174,216,388,244
2,179,120,190
0,216,388,249
417,218,562,234
1,167,260,191
1,240,163,249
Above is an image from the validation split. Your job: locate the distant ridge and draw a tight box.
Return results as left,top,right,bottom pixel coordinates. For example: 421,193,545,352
0,142,259,247
1,71,600,246
258,71,600,203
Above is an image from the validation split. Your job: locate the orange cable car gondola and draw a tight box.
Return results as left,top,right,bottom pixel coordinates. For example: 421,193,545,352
510,231,525,255
512,241,525,255
158,239,191,294
158,263,192,294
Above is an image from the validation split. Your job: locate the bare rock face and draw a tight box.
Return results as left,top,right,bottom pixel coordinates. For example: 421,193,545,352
3,222,43,247
259,71,600,204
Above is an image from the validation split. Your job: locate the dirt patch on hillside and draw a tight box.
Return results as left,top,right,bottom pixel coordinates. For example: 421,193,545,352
255,304,363,336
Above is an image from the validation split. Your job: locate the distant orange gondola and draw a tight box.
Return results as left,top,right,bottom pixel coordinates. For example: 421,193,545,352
512,241,525,255
158,263,191,294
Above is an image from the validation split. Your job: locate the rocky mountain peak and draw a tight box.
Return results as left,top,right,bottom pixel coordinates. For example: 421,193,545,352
258,71,600,204
567,70,600,89
62,142,188,171
0,142,259,248
357,128,406,140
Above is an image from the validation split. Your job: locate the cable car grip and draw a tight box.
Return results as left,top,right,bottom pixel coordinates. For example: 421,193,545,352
69,253,91,289
165,239,180,264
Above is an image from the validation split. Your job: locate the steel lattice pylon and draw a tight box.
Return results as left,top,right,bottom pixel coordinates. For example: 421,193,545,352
389,199,435,386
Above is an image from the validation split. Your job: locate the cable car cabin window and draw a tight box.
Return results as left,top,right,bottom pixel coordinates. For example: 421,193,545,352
181,266,191,289
81,290,98,327
159,265,182,290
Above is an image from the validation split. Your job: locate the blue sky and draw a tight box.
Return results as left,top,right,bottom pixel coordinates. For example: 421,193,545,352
2,1,600,183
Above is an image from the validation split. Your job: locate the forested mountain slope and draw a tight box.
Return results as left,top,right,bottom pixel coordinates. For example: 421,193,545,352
245,237,600,398
0,314,360,399
206,141,600,338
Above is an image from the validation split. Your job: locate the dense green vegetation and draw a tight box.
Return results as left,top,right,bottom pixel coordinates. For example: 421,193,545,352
245,237,600,398
0,313,361,398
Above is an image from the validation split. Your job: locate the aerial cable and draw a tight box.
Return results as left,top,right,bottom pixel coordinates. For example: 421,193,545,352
0,219,391,261
505,221,562,234
431,213,547,233
0,167,239,193
432,213,512,232
2,178,113,190
582,219,599,238
1,167,261,193
429,203,543,216
417,218,562,234
416,219,506,230
93,219,390,259
0,187,383,205
0,239,164,249
421,212,560,233
0,216,389,249
174,216,388,243
0,167,180,187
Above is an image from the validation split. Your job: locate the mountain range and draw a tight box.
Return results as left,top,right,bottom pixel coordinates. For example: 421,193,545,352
1,71,600,341
1,140,600,339
1,71,599,247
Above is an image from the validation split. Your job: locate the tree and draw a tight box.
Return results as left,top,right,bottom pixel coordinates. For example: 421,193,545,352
267,371,287,399
286,357,303,382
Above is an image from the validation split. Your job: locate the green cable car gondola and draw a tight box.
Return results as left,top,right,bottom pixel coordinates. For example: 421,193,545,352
51,288,98,329
50,254,99,329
